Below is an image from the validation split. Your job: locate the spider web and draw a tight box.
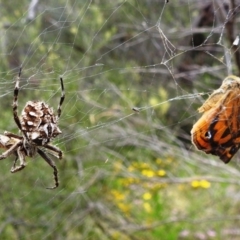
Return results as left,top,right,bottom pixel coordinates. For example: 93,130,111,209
0,0,240,239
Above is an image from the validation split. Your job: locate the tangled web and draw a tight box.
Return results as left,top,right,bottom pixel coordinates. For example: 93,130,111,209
0,0,240,239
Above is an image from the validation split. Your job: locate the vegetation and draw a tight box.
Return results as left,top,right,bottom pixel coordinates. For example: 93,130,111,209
0,1,240,239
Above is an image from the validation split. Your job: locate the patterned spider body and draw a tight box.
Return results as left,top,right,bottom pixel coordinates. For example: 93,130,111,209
0,68,65,189
21,101,62,148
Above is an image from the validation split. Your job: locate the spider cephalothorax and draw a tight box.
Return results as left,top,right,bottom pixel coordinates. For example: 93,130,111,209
0,68,65,189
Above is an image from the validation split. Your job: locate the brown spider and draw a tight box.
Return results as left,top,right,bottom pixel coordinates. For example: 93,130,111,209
0,68,65,189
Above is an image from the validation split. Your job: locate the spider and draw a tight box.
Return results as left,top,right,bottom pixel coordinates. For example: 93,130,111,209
0,68,65,189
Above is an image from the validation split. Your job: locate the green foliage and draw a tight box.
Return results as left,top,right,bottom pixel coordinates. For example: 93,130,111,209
0,1,239,240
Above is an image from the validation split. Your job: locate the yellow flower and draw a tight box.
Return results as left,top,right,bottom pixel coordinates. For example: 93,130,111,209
127,165,135,172
120,177,139,186
191,180,211,189
200,180,211,189
166,157,173,163
133,162,149,169
143,192,152,200
143,202,152,213
117,202,131,214
111,190,125,201
151,183,167,191
139,162,149,169
141,169,155,178
191,180,200,188
156,169,166,177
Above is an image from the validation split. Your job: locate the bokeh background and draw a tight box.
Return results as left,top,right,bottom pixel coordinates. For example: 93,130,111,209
0,1,240,239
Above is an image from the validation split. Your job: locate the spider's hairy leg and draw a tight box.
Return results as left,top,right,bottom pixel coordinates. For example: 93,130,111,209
12,155,18,170
0,134,12,148
0,141,22,160
37,148,59,189
12,68,29,141
12,67,23,131
44,144,63,159
57,77,65,119
4,131,23,140
11,147,26,173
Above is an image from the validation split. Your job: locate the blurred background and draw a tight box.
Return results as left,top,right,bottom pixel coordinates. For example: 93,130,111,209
0,0,240,239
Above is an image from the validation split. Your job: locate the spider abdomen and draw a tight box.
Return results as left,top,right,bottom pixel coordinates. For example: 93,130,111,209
21,101,62,145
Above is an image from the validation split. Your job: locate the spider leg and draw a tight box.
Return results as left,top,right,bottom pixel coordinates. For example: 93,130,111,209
11,154,18,170
13,67,22,130
37,148,59,189
0,141,22,160
43,144,63,159
12,68,29,141
11,147,26,173
4,131,23,140
57,77,65,119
